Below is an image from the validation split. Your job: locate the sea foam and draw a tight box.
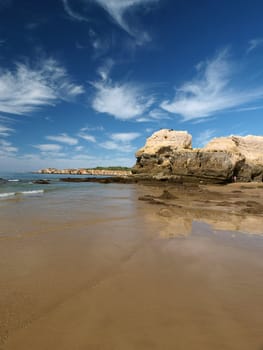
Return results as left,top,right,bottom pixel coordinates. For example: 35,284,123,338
0,192,16,198
0,189,44,199
19,190,44,196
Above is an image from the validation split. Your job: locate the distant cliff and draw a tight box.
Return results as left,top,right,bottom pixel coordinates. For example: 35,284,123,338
36,167,131,176
132,129,263,183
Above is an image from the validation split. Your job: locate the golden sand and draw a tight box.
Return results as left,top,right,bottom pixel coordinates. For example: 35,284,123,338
1,183,263,350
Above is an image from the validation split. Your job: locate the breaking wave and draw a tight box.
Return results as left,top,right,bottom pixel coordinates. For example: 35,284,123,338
19,190,44,195
0,189,44,199
0,192,16,198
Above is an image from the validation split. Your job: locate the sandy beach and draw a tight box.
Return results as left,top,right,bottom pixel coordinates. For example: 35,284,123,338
1,182,263,350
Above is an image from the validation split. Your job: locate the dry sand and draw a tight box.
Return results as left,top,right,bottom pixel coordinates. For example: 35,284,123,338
0,182,263,350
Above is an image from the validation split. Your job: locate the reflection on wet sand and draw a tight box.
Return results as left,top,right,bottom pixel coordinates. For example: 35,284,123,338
147,207,263,238
139,183,263,238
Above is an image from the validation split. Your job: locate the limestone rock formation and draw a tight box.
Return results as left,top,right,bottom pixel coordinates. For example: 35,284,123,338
132,129,263,183
204,135,263,163
204,135,263,182
136,129,192,157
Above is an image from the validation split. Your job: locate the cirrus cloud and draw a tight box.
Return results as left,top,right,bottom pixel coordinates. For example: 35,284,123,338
0,139,18,157
0,124,14,137
92,79,154,120
33,144,63,152
0,57,84,116
247,38,263,53
161,50,263,121
78,133,96,143
100,132,140,152
93,0,159,37
195,129,216,148
62,0,159,42
111,132,140,142
46,133,79,145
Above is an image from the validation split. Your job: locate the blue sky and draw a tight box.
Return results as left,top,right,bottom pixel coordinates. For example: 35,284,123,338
1,0,263,171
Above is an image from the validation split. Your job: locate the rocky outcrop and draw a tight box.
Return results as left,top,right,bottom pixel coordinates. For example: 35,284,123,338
33,180,51,185
132,130,263,183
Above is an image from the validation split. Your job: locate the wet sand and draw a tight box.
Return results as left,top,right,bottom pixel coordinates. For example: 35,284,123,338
1,183,263,350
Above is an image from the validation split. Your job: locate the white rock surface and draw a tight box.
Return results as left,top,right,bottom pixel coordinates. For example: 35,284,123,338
136,129,192,156
204,135,263,164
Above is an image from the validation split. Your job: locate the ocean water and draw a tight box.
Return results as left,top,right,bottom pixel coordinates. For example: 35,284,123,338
0,172,96,199
0,172,142,240
0,171,140,238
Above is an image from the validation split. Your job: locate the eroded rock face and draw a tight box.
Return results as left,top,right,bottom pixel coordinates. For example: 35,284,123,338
136,129,192,157
205,135,263,182
133,130,263,183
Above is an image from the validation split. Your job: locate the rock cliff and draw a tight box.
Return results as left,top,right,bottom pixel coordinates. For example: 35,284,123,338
132,129,263,183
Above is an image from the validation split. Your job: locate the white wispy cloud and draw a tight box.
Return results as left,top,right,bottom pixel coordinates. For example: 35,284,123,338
235,105,263,112
88,29,110,56
0,124,14,137
0,115,12,122
111,132,140,142
146,127,154,133
78,133,96,143
0,139,18,157
92,77,153,120
62,0,159,42
34,144,63,152
97,59,114,81
80,125,104,132
148,109,170,120
75,29,109,57
46,133,78,145
0,57,84,116
247,38,263,53
101,132,140,152
94,0,158,37
135,108,170,122
195,129,216,148
161,50,263,121
62,0,89,21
